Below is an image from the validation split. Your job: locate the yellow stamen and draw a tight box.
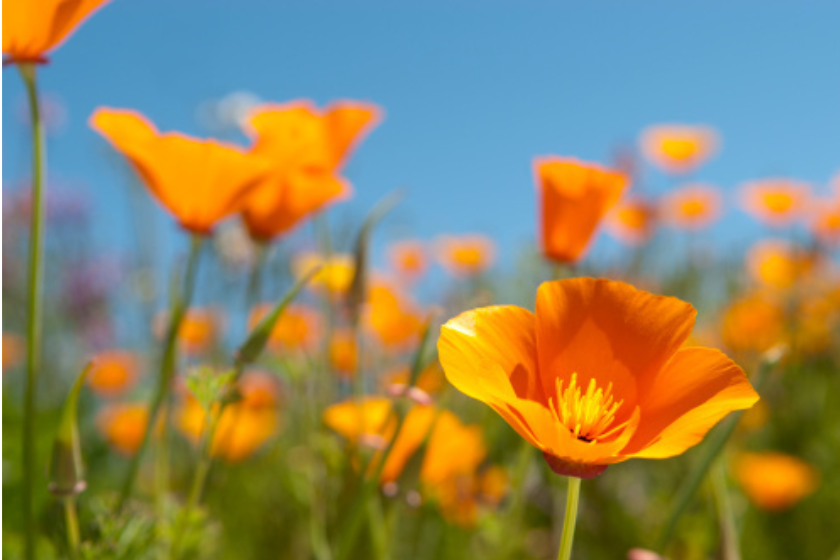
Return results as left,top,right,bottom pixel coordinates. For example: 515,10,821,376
549,373,623,443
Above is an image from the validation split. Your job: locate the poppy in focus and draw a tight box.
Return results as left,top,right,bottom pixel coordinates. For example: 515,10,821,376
438,278,758,479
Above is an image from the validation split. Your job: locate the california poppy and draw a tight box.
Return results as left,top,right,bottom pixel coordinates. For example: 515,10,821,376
241,100,381,241
740,179,811,227
248,303,321,353
534,157,628,263
721,294,786,354
155,308,220,356
435,235,496,277
97,403,150,456
734,452,819,511
2,332,24,371
87,350,139,398
329,329,359,379
90,108,270,235
809,201,840,246
3,0,110,65
364,281,425,349
605,196,656,246
388,240,428,282
659,184,722,230
640,125,718,175
292,251,355,297
438,278,758,479
746,240,814,291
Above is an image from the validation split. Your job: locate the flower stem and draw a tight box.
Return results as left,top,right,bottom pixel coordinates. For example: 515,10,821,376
63,498,81,559
557,476,581,560
118,234,204,510
19,62,46,560
711,460,741,560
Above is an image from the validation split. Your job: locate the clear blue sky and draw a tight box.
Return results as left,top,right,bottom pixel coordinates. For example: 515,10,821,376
4,1,840,271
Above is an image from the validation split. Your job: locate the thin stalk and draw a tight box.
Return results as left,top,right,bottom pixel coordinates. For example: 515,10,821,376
170,438,214,559
118,235,204,509
711,461,741,560
246,242,268,309
557,477,581,560
20,62,46,560
63,498,81,559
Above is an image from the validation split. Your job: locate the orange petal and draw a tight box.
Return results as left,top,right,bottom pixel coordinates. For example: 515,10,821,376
621,347,759,459
323,102,382,168
535,278,696,419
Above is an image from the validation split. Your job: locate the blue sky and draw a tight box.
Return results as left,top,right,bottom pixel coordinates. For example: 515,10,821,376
3,1,840,273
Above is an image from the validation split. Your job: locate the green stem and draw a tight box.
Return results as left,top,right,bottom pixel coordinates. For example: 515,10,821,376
170,440,213,560
712,461,741,560
118,235,204,509
246,242,268,309
20,62,46,560
63,498,81,559
556,477,581,560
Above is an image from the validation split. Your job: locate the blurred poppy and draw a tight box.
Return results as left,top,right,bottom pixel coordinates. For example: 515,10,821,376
90,108,270,235
241,100,381,241
740,179,811,227
659,184,722,230
435,235,496,277
721,294,786,354
2,0,110,65
640,125,718,174
248,303,321,353
438,278,758,479
364,281,424,349
534,157,627,263
323,398,437,483
2,332,24,371
329,330,358,378
605,196,657,246
388,240,428,282
383,362,447,396
734,452,819,511
746,240,815,291
97,403,150,456
155,308,220,356
87,350,139,398
178,371,279,462
809,201,840,246
292,251,355,297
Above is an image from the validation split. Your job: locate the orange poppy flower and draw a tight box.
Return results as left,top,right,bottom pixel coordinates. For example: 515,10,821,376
2,332,24,371
640,125,718,174
323,398,437,483
97,403,150,456
87,350,140,398
248,303,321,352
809,201,840,246
605,196,657,246
438,278,758,479
383,362,447,396
534,157,628,263
388,240,428,282
178,399,278,463
329,329,358,378
435,235,496,277
241,100,381,241
90,108,270,235
740,179,811,227
2,0,110,65
733,452,819,511
746,240,814,290
292,251,355,297
659,184,722,230
364,281,424,349
721,294,786,354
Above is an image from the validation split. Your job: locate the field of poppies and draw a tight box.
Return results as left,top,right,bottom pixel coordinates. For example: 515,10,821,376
3,3,840,560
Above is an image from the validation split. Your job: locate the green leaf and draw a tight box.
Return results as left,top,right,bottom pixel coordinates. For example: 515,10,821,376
48,361,93,498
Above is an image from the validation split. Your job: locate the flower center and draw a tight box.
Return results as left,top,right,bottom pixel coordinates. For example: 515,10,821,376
549,373,624,443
